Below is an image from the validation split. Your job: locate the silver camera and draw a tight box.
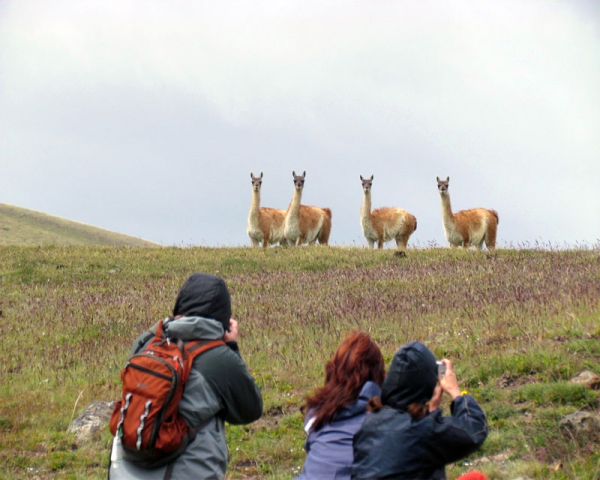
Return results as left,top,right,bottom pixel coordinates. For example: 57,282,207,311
436,361,446,378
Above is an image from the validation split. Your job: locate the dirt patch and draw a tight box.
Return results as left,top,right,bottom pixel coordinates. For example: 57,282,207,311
265,405,286,416
229,458,260,478
497,374,537,389
484,334,512,346
249,404,299,431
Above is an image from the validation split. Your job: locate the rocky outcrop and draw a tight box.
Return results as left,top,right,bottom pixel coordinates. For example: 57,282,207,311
569,371,600,390
68,401,115,444
559,410,600,438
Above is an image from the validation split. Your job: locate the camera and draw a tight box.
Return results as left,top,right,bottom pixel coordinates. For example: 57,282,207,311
436,361,446,378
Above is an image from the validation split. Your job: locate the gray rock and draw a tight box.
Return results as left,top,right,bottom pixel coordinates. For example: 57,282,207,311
68,400,115,444
476,452,509,464
559,410,600,437
569,370,600,390
489,453,509,462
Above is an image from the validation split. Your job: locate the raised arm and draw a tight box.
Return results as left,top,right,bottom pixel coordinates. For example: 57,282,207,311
427,359,488,464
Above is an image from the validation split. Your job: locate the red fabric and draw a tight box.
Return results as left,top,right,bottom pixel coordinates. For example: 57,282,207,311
109,326,225,457
455,472,488,480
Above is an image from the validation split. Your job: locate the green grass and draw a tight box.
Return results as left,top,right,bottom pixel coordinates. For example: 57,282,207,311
0,203,157,246
1,245,599,479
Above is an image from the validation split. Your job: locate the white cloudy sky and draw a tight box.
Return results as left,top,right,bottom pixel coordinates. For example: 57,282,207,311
2,1,599,246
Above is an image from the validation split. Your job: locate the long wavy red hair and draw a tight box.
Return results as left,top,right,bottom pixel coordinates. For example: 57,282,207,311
301,331,385,431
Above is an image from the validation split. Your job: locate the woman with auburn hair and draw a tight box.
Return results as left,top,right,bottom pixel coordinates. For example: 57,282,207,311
295,331,385,480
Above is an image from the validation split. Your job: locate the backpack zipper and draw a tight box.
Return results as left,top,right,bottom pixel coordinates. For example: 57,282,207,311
127,363,172,381
131,353,180,451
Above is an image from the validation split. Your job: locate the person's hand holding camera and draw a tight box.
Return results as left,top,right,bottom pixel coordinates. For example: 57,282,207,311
439,359,462,400
428,384,444,412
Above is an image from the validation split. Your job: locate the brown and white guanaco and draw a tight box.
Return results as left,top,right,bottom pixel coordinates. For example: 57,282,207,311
284,171,332,246
360,175,417,252
247,172,287,247
436,176,498,250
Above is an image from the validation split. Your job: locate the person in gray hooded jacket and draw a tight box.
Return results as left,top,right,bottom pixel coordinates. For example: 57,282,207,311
109,273,263,480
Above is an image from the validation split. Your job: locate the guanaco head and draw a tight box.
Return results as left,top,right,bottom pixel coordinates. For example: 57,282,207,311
436,176,450,196
360,175,374,193
250,171,263,192
292,170,306,191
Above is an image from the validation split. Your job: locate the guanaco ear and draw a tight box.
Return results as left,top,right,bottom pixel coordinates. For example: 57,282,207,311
360,175,364,181
292,170,296,177
260,171,263,178
436,176,440,182
370,175,374,181
302,170,306,177
446,176,450,182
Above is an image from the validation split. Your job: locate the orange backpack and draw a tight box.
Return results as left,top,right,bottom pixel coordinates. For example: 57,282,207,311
109,320,224,468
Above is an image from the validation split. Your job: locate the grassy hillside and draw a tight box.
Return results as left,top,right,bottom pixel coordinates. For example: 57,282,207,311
1,246,599,479
0,203,157,247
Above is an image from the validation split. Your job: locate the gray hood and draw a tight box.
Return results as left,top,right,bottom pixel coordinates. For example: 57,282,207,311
164,315,225,341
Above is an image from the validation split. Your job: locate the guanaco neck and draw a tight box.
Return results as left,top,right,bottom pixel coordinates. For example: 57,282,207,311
249,188,261,221
440,193,455,227
361,190,372,226
287,187,302,218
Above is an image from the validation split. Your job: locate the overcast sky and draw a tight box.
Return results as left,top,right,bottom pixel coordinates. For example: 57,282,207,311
2,1,599,247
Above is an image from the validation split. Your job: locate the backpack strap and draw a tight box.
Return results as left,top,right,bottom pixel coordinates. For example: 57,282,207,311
133,318,171,354
164,462,175,480
134,331,156,354
185,339,226,359
181,339,225,380
160,414,214,480
157,340,225,477
187,415,214,442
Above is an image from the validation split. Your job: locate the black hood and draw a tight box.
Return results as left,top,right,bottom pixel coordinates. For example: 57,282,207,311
173,273,231,331
381,341,438,411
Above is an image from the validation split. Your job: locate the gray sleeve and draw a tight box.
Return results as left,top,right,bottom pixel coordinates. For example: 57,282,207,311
177,368,224,429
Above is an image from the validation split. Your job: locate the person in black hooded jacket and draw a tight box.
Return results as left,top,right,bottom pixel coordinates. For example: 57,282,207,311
351,341,488,480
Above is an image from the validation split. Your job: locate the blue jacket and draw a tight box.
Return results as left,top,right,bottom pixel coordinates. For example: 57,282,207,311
296,381,382,480
351,342,488,480
352,395,488,479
